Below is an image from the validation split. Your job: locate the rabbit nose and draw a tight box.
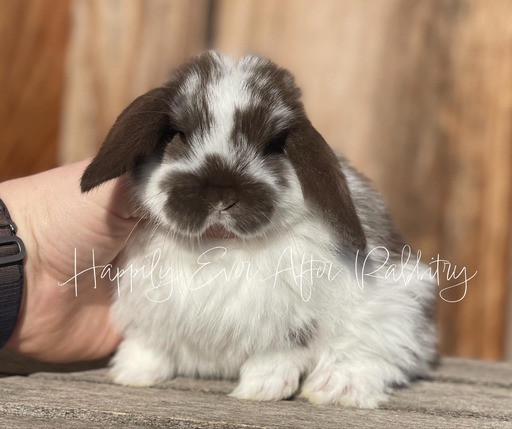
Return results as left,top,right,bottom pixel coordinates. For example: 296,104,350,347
204,185,238,210
221,200,238,211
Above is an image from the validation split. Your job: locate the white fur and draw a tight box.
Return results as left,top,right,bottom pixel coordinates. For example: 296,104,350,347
111,214,435,407
173,55,253,166
107,53,437,409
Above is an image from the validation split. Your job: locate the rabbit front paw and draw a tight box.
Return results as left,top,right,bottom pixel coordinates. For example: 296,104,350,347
109,339,174,387
300,360,392,408
229,353,303,401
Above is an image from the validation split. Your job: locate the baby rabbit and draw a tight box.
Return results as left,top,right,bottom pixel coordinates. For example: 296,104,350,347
81,51,437,408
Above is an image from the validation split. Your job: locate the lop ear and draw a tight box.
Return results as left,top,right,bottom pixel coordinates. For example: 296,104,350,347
287,121,367,251
80,87,172,192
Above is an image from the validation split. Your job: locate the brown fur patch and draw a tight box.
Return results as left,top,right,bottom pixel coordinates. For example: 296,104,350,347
286,122,367,251
163,154,276,235
164,133,189,161
288,320,318,348
80,87,173,192
164,53,219,138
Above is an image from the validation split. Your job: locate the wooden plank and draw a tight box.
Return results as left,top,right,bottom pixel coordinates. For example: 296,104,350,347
0,0,70,180
0,415,149,429
433,358,512,387
59,0,209,164
26,357,512,389
389,382,511,418
31,370,236,394
1,374,510,428
24,369,512,418
213,0,512,359
12,353,508,388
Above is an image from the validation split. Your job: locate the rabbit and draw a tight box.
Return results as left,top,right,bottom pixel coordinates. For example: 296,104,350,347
81,51,437,408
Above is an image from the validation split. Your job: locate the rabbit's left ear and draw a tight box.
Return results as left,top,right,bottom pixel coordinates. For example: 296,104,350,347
287,121,367,251
81,87,172,193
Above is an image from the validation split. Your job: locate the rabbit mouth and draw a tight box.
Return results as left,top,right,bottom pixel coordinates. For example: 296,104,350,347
204,225,238,239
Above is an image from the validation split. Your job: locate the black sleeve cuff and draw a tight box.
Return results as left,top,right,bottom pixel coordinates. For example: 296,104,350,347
0,199,25,348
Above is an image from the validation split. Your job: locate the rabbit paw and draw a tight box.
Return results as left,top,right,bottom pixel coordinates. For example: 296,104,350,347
229,357,301,401
109,339,173,387
300,363,389,408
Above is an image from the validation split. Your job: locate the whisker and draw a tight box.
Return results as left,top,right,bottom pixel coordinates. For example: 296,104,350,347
123,216,146,246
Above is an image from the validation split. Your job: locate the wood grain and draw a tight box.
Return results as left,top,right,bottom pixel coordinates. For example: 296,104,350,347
59,0,209,163
213,0,512,359
0,0,70,181
2,0,510,361
0,359,510,428
369,0,512,360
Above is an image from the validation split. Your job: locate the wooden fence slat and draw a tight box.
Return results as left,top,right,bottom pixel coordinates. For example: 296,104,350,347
3,0,510,362
0,0,70,180
213,0,512,359
59,0,209,163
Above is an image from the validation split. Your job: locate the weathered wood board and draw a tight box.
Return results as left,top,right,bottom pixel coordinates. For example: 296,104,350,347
0,357,510,428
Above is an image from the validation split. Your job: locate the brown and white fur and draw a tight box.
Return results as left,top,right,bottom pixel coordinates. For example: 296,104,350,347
81,51,437,408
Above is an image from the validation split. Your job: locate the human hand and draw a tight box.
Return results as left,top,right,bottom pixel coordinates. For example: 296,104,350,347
0,160,140,362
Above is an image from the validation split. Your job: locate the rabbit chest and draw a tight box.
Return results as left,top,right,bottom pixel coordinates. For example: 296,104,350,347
111,226,345,376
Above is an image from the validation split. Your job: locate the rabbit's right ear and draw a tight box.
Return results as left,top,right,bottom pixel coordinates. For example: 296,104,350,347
80,87,173,192
286,120,367,251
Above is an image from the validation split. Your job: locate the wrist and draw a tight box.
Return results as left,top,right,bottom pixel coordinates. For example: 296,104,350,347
0,178,38,352
0,197,25,348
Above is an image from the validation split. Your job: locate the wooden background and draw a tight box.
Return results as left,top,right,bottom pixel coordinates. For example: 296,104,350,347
1,0,511,360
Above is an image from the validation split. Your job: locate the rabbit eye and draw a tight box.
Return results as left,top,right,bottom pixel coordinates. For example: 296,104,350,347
177,131,188,144
264,130,288,156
